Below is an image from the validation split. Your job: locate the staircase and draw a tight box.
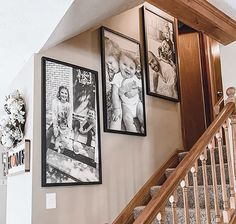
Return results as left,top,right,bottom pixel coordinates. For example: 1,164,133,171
133,148,230,223
113,88,236,224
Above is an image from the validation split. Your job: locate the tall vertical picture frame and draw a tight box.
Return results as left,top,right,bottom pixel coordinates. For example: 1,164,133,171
101,26,147,136
143,6,180,102
41,57,102,186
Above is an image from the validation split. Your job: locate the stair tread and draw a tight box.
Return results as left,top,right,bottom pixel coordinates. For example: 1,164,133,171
150,184,230,209
165,163,229,186
133,205,217,223
178,147,228,166
165,163,228,174
134,205,219,213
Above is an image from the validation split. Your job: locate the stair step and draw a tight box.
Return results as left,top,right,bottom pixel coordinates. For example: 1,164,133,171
133,206,217,223
150,184,230,209
165,163,229,186
132,147,230,223
178,147,228,165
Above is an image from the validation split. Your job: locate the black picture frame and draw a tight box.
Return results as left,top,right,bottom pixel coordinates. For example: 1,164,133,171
142,6,180,102
101,26,147,136
41,57,102,187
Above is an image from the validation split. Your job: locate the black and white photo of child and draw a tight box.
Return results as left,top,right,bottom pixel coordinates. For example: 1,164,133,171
47,86,72,154
102,28,146,135
144,8,179,101
43,59,101,186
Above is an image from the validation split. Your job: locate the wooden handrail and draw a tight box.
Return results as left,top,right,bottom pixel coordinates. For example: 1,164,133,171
214,96,224,116
134,102,235,224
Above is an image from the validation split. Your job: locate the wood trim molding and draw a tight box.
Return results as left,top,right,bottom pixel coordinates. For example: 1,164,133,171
112,149,182,224
146,0,236,45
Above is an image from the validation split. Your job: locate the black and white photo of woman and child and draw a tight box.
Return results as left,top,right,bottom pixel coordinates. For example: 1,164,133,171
145,9,179,101
103,29,146,135
45,61,99,184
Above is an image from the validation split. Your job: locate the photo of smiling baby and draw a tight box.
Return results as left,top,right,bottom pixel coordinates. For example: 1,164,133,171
101,27,146,136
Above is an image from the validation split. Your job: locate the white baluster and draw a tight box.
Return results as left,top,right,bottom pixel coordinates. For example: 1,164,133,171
181,178,190,224
226,87,236,193
200,151,211,224
230,115,236,192
169,191,178,224
208,142,221,223
223,121,236,209
156,212,162,224
190,163,200,224
216,131,231,223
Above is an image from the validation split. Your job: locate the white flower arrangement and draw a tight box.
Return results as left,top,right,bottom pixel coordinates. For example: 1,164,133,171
0,90,26,150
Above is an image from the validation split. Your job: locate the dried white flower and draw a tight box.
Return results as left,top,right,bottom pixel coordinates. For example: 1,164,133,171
0,90,26,150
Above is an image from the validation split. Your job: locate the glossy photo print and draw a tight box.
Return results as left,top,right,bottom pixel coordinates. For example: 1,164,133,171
41,57,101,186
143,7,180,102
101,27,146,136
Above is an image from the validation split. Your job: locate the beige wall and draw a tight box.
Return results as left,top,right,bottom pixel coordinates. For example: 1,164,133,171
32,4,182,224
0,146,7,224
220,42,236,92
6,56,34,224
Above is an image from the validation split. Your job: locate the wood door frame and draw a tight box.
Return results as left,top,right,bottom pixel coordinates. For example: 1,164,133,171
201,35,224,118
199,33,215,126
177,27,207,150
176,21,224,150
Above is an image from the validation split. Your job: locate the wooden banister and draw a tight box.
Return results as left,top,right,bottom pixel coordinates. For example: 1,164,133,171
134,101,235,224
213,96,224,116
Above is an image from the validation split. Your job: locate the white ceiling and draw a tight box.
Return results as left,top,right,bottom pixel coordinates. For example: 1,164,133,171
209,0,236,20
41,0,144,51
0,0,143,102
0,0,74,98
0,0,235,111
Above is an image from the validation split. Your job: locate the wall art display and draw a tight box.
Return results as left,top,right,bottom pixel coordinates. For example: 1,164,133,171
42,57,101,186
101,26,146,136
0,90,26,150
143,6,180,102
5,139,30,176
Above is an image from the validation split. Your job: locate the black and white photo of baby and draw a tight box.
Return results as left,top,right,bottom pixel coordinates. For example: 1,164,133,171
102,28,146,135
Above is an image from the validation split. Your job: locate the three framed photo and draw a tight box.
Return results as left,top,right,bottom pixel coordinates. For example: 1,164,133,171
143,6,180,102
41,57,102,186
101,26,147,136
41,6,180,187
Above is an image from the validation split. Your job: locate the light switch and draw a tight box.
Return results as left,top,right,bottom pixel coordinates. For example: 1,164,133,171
46,193,56,209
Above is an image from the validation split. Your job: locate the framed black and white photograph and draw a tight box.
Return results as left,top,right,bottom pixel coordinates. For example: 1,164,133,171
42,57,101,186
101,26,146,136
143,7,180,102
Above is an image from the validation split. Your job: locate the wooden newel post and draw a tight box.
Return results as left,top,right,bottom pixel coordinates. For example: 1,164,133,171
226,87,236,193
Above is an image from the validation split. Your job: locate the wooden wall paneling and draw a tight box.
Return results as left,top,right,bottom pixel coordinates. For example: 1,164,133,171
198,33,214,126
202,35,224,118
178,31,207,150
